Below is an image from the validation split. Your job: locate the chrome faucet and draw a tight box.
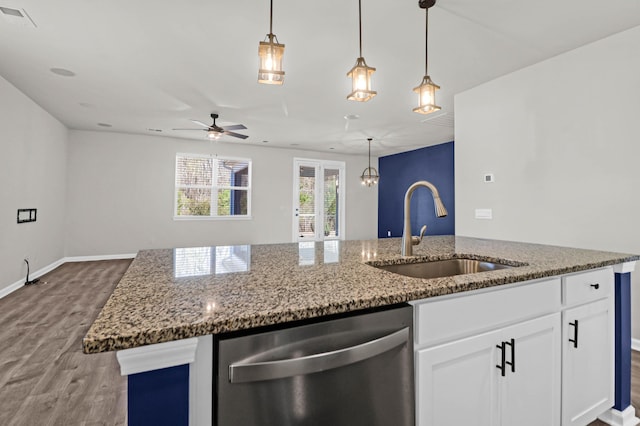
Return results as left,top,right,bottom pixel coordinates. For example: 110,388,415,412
401,180,448,256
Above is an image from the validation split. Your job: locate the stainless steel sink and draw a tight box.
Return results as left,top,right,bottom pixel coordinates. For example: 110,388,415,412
370,258,515,279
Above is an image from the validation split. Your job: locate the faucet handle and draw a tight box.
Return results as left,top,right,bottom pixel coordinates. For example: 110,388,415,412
411,225,428,245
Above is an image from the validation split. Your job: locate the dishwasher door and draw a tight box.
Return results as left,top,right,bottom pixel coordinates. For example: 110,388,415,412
215,304,414,426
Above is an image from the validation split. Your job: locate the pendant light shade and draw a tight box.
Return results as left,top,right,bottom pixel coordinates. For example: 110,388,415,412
258,0,285,85
361,138,379,187
413,75,441,114
347,0,376,102
414,0,440,114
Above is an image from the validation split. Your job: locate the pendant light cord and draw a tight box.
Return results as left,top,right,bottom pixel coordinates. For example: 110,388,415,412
425,7,429,75
358,0,363,58
269,0,274,35
368,138,372,169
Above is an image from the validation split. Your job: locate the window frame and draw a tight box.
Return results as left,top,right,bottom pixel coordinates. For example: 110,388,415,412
174,152,252,220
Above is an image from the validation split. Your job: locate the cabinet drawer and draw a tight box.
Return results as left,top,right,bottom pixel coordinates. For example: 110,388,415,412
562,268,612,308
414,278,561,347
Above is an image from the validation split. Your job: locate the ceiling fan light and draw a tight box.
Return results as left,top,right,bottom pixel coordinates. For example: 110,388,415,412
207,130,222,140
258,36,285,85
347,57,377,102
413,75,441,115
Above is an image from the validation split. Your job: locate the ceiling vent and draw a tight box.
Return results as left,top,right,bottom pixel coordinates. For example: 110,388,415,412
0,6,36,27
421,111,454,128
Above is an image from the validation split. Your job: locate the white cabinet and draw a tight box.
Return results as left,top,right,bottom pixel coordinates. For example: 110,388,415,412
416,314,560,426
413,267,614,426
561,269,614,426
417,329,500,426
501,314,561,426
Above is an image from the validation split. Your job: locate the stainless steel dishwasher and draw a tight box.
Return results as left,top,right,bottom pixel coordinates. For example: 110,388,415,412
215,304,414,426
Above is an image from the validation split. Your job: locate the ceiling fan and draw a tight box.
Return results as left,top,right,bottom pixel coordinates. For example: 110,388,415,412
173,113,248,140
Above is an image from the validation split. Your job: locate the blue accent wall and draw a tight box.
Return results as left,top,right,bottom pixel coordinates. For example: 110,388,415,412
614,272,632,411
378,141,455,238
128,364,190,426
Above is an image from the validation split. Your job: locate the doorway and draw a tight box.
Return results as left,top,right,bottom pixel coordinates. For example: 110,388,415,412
293,159,345,242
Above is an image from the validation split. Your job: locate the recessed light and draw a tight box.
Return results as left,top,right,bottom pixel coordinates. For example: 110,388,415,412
329,147,335,150
344,114,360,120
97,123,112,128
290,143,299,146
262,140,269,143
147,128,162,132
50,68,76,77
79,102,94,108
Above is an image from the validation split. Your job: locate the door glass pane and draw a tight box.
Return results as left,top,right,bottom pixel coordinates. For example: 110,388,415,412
298,166,316,238
323,168,340,238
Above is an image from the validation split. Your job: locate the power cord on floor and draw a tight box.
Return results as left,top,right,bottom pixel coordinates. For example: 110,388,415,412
24,258,40,285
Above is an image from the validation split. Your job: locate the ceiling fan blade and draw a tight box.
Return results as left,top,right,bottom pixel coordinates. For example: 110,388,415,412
222,124,247,131
224,131,249,139
172,128,207,131
190,120,211,128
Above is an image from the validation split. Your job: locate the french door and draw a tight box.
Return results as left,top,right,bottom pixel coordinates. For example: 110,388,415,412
293,159,345,242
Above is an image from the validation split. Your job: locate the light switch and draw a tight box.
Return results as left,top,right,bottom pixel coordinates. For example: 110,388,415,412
475,209,493,220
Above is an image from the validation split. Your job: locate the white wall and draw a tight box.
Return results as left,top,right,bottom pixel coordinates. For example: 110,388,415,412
65,130,378,255
0,75,68,294
455,25,640,337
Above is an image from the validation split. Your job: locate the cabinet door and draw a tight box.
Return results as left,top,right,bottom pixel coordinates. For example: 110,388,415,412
500,313,561,426
562,298,614,426
416,329,501,426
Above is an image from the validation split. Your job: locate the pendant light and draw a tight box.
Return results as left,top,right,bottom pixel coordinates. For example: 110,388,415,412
258,0,285,85
361,138,379,187
413,0,441,114
347,0,376,102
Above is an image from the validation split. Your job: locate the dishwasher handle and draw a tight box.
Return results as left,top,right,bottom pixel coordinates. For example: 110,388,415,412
229,327,409,384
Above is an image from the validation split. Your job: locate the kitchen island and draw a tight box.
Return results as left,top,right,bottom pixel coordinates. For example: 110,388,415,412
83,236,639,426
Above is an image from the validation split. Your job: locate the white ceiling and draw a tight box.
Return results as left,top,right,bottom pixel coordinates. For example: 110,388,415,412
1,0,639,156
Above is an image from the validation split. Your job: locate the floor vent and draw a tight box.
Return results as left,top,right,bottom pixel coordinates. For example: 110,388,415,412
0,6,37,27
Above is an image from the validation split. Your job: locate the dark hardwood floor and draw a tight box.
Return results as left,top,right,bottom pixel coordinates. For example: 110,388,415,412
1,259,639,425
0,260,130,426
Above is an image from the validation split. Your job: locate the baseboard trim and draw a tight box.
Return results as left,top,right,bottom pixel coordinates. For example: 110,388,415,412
632,339,640,352
598,405,640,426
63,253,137,263
0,258,66,299
0,253,137,299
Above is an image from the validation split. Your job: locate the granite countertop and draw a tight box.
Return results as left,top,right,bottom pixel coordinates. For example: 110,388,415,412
82,236,639,354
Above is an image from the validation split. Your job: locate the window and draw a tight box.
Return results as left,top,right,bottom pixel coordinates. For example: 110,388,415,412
175,153,251,219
